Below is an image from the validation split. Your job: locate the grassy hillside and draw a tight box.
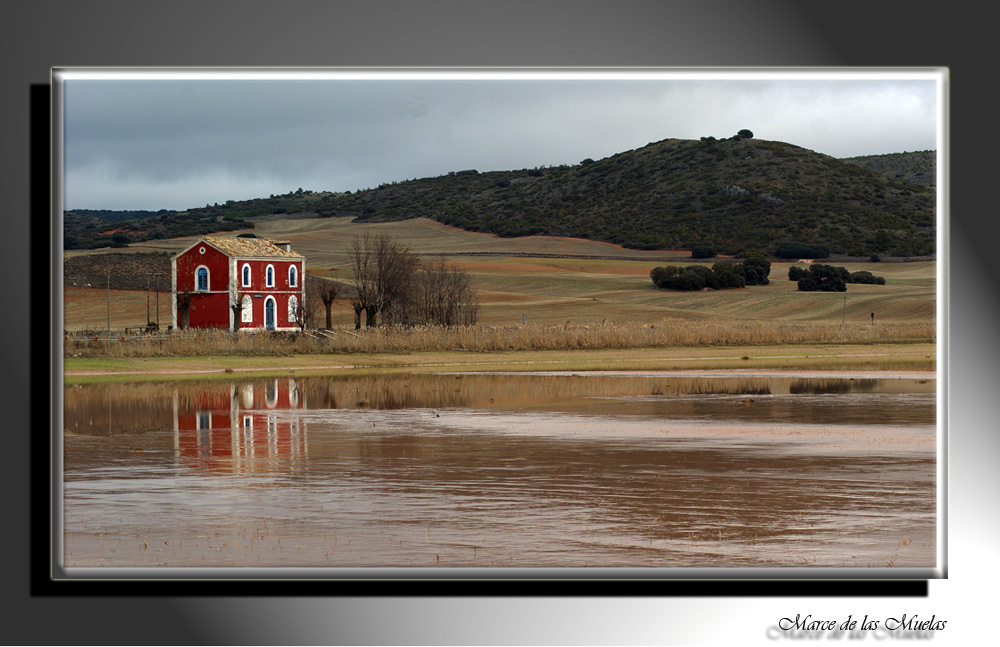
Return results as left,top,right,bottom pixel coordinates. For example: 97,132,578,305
63,189,331,250
841,150,936,188
308,137,936,257
64,141,936,258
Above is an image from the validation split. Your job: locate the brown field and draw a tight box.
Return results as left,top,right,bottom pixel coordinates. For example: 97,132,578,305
62,216,937,333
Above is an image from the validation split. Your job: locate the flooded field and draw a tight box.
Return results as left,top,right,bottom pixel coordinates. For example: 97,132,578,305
61,371,937,570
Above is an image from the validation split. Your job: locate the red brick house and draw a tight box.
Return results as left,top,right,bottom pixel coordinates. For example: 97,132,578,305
171,236,305,331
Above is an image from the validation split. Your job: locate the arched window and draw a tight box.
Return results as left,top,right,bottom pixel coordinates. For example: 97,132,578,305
288,295,298,323
289,265,297,287
196,266,209,291
241,295,252,323
264,296,276,330
266,264,275,288
242,264,251,287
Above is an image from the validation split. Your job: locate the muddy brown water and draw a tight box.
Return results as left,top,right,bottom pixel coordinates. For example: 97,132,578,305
61,372,936,569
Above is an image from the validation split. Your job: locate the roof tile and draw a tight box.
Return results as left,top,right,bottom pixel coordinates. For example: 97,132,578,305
202,236,303,259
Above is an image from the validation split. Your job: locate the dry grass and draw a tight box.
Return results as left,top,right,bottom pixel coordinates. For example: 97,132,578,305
64,318,935,359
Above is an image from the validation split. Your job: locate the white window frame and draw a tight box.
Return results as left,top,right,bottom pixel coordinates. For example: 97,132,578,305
265,264,275,288
195,265,210,291
288,265,297,287
241,263,251,287
241,295,253,323
264,295,277,330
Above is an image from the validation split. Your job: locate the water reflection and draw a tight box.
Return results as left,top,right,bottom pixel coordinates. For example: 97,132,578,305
173,380,307,474
64,373,935,436
62,372,937,568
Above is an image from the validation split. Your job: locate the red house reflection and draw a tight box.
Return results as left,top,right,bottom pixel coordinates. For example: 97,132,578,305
173,379,307,472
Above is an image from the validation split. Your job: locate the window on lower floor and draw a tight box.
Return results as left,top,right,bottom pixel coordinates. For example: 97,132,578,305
241,295,253,323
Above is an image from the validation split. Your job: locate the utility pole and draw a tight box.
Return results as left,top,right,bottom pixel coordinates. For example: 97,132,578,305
841,295,847,326
79,282,89,332
106,271,111,335
146,273,151,325
155,272,161,330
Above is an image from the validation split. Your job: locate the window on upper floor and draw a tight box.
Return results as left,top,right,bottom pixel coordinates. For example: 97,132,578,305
196,267,209,291
289,265,297,287
266,264,275,288
242,264,251,287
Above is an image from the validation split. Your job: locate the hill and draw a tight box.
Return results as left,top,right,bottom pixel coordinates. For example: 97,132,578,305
299,137,936,257
841,150,936,188
63,138,937,258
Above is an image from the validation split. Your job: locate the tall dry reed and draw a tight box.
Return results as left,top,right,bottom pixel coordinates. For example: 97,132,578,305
64,319,936,359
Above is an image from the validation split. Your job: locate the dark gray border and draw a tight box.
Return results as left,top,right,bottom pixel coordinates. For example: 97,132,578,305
14,2,991,642
51,67,946,583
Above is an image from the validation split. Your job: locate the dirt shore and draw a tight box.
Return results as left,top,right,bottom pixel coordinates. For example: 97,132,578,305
62,342,937,382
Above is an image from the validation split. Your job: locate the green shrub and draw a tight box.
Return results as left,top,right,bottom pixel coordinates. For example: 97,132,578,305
848,270,886,285
651,263,748,291
742,256,771,285
796,264,848,292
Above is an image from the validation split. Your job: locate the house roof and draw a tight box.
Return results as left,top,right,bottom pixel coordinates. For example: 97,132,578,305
202,236,304,259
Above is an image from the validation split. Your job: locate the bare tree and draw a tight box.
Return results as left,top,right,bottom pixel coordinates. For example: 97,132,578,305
349,233,378,329
229,288,248,332
348,235,478,328
177,291,191,330
305,274,340,330
418,258,479,326
348,233,419,328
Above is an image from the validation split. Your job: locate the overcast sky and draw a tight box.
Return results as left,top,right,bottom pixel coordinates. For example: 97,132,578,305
59,70,943,212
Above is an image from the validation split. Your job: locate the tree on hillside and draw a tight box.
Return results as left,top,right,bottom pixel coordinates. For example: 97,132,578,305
650,263,748,291
848,270,886,285
737,129,754,139
711,262,746,289
691,245,717,259
741,254,771,285
794,264,848,292
787,266,807,281
776,242,830,259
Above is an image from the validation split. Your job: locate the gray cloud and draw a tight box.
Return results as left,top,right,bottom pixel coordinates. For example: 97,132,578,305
61,73,940,211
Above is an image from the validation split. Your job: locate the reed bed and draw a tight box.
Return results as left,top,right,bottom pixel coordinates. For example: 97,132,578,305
64,319,936,359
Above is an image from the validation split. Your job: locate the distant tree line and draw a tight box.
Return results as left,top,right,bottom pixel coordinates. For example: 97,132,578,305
775,242,830,259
